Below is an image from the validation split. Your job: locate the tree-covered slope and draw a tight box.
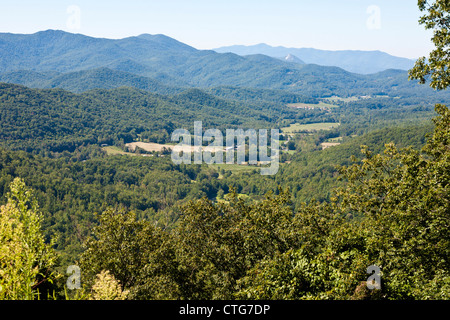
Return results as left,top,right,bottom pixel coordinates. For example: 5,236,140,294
0,68,184,95
0,83,308,155
1,30,449,99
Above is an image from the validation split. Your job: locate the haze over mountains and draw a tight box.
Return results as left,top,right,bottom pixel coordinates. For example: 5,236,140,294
213,43,416,74
0,30,441,100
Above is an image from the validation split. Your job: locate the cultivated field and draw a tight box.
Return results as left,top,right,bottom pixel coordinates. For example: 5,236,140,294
125,142,174,152
102,145,137,156
209,163,259,174
281,122,340,134
320,142,341,149
322,96,359,103
125,141,226,153
287,101,337,109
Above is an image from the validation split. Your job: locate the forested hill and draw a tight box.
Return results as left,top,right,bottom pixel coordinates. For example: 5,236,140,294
0,68,185,95
1,30,449,99
0,82,316,155
0,120,434,265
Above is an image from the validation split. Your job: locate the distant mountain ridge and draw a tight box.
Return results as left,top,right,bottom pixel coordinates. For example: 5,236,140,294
0,30,443,99
213,43,415,74
282,54,305,64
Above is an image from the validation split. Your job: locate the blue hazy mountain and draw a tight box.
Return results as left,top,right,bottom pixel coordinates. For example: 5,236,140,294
282,54,305,64
213,43,415,74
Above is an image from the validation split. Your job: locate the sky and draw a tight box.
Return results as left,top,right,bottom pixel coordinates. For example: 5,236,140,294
0,0,434,59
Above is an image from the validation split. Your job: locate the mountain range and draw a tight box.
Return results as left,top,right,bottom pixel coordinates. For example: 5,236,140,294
213,43,416,74
0,30,443,100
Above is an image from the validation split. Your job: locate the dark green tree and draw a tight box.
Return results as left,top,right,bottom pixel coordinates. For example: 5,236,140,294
409,0,450,89
78,207,179,299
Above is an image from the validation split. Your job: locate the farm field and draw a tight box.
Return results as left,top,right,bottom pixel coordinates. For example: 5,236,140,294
281,122,340,134
125,142,175,152
287,101,337,109
320,142,341,149
322,96,359,103
326,136,343,142
209,163,259,175
102,145,137,156
125,141,226,153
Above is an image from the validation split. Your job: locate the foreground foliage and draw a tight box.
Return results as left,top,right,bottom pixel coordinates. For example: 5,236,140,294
1,104,448,300
74,105,449,300
0,178,58,299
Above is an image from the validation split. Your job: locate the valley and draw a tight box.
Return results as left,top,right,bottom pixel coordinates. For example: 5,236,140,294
0,7,449,301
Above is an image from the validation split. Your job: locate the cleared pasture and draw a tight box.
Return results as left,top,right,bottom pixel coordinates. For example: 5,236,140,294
287,101,337,109
281,122,340,134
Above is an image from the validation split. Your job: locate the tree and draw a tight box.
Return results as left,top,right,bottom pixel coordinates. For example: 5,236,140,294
173,189,295,299
90,270,129,300
409,0,450,89
334,108,450,299
236,105,450,300
236,23,450,297
0,178,58,300
286,140,296,151
78,207,179,299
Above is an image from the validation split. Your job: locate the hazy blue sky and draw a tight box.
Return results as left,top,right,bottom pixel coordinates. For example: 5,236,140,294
0,0,433,59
